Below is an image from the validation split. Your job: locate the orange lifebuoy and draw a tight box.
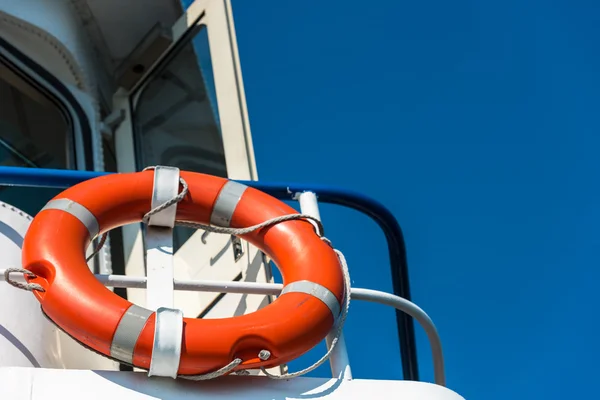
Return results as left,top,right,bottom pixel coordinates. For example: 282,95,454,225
21,170,345,375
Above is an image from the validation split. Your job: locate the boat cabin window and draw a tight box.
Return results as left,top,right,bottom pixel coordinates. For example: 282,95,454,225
132,26,226,250
0,62,75,216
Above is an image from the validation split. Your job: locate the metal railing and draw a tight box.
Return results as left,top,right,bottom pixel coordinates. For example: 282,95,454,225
0,165,419,381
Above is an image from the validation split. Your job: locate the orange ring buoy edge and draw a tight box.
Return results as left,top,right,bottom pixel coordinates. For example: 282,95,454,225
21,170,345,375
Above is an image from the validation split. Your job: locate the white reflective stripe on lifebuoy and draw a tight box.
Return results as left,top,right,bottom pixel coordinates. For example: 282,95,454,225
280,280,341,319
210,181,248,227
110,304,153,364
40,198,99,239
148,307,184,379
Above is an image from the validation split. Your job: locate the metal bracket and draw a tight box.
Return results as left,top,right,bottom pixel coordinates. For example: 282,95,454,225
231,235,244,262
201,230,210,244
114,23,173,91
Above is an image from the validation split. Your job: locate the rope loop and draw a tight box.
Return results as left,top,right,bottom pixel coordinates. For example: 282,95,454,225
176,213,325,238
4,268,45,292
179,357,243,380
86,232,107,263
259,246,351,380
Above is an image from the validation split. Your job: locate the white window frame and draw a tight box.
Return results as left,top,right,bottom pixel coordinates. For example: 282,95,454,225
115,0,257,179
0,37,93,172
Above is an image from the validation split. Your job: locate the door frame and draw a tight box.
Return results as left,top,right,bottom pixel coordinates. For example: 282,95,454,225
111,0,269,312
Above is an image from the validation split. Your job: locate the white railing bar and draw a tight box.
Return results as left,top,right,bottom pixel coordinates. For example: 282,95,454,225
296,191,353,380
0,269,445,386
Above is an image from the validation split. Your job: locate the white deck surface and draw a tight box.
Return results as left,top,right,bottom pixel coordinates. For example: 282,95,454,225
0,367,464,399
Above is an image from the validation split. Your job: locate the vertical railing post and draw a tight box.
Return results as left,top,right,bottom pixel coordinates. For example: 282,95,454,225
296,191,353,380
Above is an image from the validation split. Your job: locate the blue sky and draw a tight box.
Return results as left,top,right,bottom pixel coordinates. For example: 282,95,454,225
228,1,600,398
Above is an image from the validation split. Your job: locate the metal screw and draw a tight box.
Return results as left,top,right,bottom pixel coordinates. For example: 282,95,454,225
258,350,271,360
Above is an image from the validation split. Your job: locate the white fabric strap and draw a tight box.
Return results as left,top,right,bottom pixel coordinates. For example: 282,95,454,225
148,307,184,378
146,166,179,310
146,227,176,311
147,166,180,228
145,166,183,379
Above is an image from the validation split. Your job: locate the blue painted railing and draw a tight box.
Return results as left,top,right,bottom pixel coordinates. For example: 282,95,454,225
0,165,418,381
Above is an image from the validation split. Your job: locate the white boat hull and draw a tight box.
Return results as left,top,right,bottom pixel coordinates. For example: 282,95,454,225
0,201,118,370
0,367,465,400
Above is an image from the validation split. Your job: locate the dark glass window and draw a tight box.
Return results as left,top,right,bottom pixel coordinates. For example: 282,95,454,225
133,25,225,250
0,62,74,216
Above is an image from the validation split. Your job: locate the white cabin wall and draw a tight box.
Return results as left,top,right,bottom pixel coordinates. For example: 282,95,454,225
0,0,97,93
0,0,120,275
0,0,118,370
0,0,116,168
0,0,280,375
